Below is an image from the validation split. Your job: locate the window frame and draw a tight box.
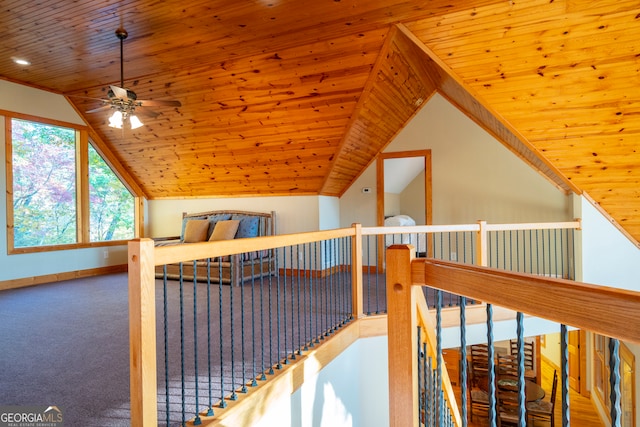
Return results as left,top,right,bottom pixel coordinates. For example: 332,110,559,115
5,112,141,254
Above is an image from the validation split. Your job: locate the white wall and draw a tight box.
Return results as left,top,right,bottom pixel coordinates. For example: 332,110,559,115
318,196,340,230
254,336,389,427
148,196,321,238
399,170,426,224
0,81,127,282
340,93,572,228
581,198,640,292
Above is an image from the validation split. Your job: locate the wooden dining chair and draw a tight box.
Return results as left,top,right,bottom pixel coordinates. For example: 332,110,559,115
497,353,519,381
497,389,520,427
470,344,490,387
510,339,537,383
527,369,558,426
467,364,490,422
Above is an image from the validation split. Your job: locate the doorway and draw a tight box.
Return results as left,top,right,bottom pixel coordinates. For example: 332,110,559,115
376,149,432,227
376,150,432,268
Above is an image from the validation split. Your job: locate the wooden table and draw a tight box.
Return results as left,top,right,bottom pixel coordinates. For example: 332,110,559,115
478,376,545,402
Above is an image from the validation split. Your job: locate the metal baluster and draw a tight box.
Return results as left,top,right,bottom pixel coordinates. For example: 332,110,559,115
560,324,569,426
297,243,303,353
418,327,424,426
335,238,340,326
515,230,521,272
314,241,321,344
316,241,323,343
192,262,202,424
436,290,443,426
251,262,260,385
487,303,497,427
217,263,227,408
609,338,622,427
559,229,566,278
259,261,268,380
279,247,286,367
366,235,371,315
288,245,295,361
422,342,428,426
205,259,215,414
229,258,238,401
239,256,248,394
303,243,310,351
516,312,526,426
459,296,468,427
267,251,275,375
162,266,171,425
179,264,187,422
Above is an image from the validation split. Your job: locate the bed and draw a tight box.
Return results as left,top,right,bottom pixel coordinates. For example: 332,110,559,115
154,210,276,286
384,214,428,255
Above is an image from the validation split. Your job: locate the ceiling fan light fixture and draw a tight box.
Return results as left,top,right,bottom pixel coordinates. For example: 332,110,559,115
108,110,123,129
129,115,144,129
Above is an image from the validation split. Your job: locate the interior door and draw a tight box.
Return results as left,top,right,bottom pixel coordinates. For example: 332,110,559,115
568,330,581,392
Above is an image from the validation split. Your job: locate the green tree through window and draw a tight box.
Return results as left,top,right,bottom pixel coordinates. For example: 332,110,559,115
88,144,134,241
12,119,77,247
9,116,135,250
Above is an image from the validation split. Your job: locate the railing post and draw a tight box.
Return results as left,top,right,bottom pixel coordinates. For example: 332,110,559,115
386,244,418,427
128,238,158,427
351,223,364,319
476,220,488,267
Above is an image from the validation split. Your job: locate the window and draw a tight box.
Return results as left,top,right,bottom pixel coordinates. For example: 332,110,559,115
11,118,78,247
88,144,134,242
6,115,136,252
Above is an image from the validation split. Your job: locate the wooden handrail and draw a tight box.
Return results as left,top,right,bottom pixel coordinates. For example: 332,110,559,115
415,258,640,344
154,228,355,266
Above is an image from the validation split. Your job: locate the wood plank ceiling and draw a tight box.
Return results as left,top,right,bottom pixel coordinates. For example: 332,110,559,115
1,0,639,246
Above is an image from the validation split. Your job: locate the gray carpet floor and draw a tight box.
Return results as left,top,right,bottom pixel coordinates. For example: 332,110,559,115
0,274,131,426
0,272,364,426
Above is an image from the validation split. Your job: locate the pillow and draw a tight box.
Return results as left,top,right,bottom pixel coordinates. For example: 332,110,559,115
209,220,240,241
180,215,207,240
183,219,210,243
235,216,260,239
207,213,232,239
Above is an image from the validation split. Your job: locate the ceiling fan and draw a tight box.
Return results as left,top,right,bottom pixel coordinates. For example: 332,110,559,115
83,28,181,129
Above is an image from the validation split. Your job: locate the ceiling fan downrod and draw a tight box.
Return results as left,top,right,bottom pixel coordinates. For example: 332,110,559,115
115,28,128,89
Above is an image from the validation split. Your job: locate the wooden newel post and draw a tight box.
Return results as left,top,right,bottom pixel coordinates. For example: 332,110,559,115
128,238,158,427
386,244,419,427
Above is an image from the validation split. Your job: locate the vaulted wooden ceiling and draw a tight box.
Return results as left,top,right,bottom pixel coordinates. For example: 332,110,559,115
1,0,639,246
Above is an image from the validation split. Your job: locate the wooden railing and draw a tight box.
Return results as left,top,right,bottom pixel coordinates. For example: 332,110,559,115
386,245,640,427
128,220,582,426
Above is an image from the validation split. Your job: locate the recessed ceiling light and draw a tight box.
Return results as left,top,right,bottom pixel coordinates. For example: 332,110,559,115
13,58,31,66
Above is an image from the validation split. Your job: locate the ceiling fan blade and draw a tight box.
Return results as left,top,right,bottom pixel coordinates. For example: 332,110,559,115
135,108,160,119
138,99,182,108
85,105,112,113
110,85,128,100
